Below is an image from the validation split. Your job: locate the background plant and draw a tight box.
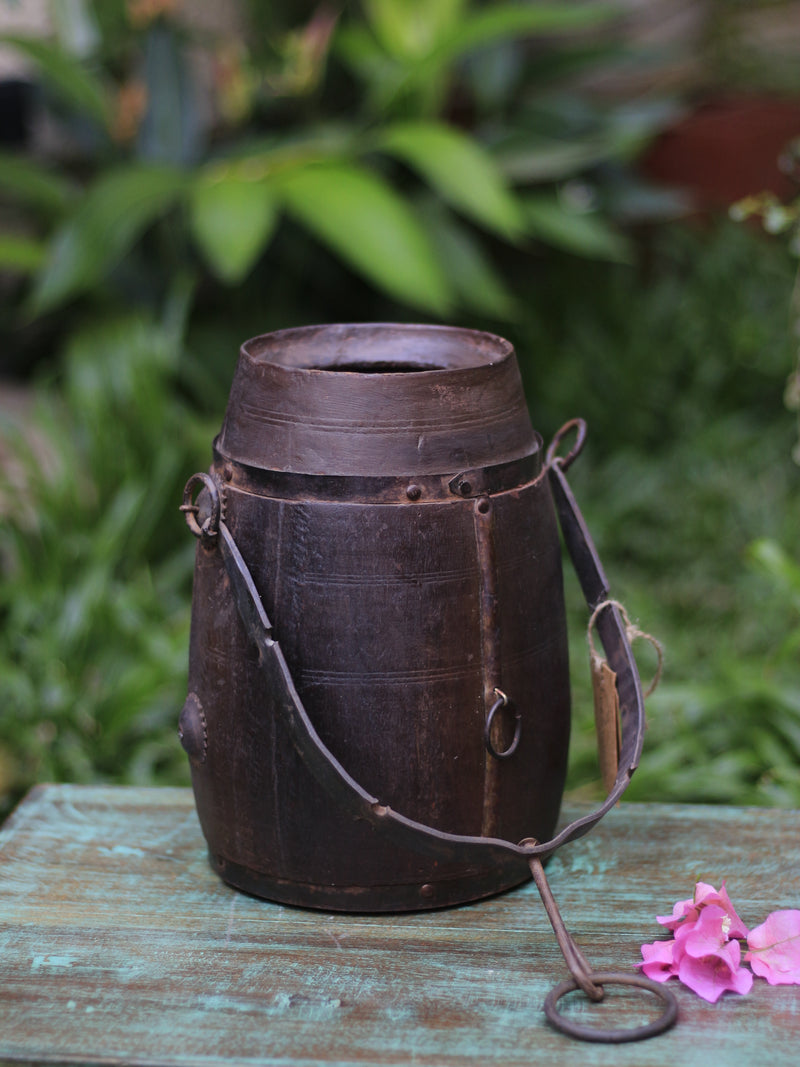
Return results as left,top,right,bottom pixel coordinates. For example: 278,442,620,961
0,294,206,801
546,223,800,808
1,0,663,361
0,1,798,818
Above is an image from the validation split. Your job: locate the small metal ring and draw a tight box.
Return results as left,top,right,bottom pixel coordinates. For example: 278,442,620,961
544,971,678,1043
181,472,221,541
545,418,587,472
484,690,521,760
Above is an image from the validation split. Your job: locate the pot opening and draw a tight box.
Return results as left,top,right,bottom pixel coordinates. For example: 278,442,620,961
243,324,514,373
328,360,445,374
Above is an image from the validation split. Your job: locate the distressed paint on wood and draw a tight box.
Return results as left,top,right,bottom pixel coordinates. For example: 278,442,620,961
0,784,798,1066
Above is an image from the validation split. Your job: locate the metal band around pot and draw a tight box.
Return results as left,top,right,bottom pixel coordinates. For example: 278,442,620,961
211,438,543,504
181,420,646,865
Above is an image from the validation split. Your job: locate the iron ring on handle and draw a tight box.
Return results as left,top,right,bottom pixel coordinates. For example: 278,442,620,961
546,418,587,472
544,971,678,1043
484,689,521,760
181,472,221,543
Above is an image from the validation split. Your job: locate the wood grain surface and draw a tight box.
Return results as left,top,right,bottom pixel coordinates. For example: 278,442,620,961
0,785,797,1065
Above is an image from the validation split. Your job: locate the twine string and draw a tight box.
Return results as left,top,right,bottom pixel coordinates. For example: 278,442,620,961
586,599,663,698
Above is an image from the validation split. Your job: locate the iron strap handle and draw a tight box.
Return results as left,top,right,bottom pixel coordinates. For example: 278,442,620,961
181,419,647,866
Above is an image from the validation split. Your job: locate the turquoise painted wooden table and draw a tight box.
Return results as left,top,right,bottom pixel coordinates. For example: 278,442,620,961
0,785,798,1065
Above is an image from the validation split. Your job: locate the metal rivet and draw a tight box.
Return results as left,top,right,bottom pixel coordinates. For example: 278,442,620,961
223,463,234,482
406,484,421,501
420,883,435,899
178,692,207,765
460,480,472,496
477,496,490,514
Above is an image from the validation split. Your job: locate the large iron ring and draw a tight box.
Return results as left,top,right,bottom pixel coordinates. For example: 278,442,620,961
544,971,678,1043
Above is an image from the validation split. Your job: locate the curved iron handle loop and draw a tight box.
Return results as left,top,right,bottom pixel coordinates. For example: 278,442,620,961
545,417,586,472
484,689,522,760
544,972,678,1043
181,472,221,543
181,424,647,864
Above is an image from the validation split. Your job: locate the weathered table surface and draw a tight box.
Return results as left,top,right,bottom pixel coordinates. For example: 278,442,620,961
0,785,797,1066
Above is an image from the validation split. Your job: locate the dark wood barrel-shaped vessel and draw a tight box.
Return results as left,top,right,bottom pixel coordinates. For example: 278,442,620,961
182,324,571,911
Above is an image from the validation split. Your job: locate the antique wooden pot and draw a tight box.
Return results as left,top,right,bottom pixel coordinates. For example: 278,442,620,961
180,323,645,913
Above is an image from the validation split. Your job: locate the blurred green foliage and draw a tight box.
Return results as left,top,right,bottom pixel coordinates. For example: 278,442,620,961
540,223,800,808
0,1,798,818
0,0,665,366
0,281,212,801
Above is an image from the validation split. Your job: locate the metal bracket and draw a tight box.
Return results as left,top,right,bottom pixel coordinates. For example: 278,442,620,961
448,452,540,498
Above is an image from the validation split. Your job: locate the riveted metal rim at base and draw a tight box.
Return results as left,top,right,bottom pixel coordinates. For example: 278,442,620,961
544,971,678,1043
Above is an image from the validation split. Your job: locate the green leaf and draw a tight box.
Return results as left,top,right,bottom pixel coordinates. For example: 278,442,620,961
278,162,452,314
523,193,631,262
335,24,406,110
495,137,610,183
30,166,187,314
748,538,800,600
49,0,101,59
604,99,685,161
387,3,619,103
203,126,356,177
417,199,518,318
137,22,203,166
434,2,619,61
378,121,524,239
189,170,278,283
363,0,467,59
0,153,76,216
0,234,47,273
1,34,109,128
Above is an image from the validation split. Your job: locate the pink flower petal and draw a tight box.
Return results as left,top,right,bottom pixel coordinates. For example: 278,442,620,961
745,910,800,985
656,881,748,938
694,881,749,939
657,896,696,930
678,952,754,1003
639,939,679,982
673,919,695,947
683,906,741,967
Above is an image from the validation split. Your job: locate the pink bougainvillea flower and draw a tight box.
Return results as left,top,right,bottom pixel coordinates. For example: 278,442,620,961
693,882,749,939
657,881,748,939
677,944,754,1003
644,884,755,1002
639,938,679,982
681,905,743,966
646,905,754,1002
642,882,800,1002
745,910,800,986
